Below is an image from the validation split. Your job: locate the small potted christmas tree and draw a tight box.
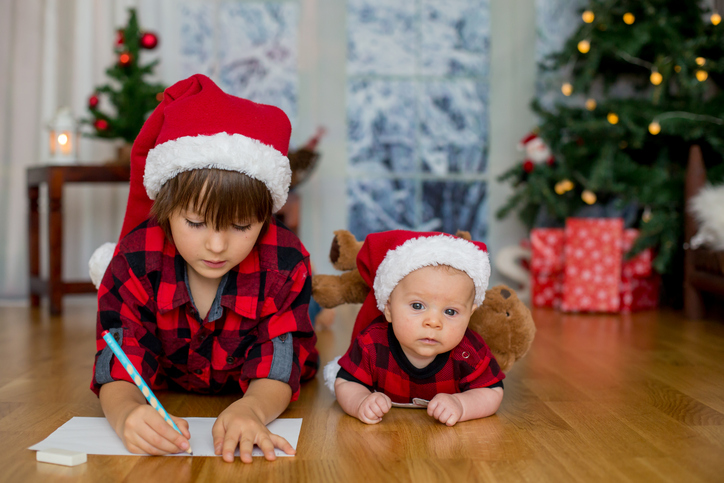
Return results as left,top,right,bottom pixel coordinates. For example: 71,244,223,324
83,8,165,165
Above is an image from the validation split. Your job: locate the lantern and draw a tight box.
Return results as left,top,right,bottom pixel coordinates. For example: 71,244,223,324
48,107,78,163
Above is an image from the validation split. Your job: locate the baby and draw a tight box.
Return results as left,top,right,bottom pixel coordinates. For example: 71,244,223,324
332,230,504,426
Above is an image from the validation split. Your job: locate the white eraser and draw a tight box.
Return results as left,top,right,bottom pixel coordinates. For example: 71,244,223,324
36,448,87,466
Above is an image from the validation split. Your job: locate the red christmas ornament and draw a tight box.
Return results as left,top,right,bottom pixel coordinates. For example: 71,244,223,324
118,51,132,67
140,32,158,49
116,29,124,46
94,119,109,131
88,94,99,109
523,160,535,173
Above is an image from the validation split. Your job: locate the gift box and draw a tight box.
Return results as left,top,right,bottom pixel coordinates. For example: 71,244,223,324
530,228,565,308
561,218,623,313
619,229,660,312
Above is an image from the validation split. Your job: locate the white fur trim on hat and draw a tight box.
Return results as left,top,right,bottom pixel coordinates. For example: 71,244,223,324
323,356,342,396
89,242,116,289
144,132,292,212
373,235,490,311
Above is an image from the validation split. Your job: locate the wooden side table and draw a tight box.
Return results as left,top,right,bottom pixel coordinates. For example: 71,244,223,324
27,165,131,315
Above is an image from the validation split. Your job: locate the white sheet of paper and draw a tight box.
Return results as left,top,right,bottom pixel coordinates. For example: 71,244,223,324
29,417,302,457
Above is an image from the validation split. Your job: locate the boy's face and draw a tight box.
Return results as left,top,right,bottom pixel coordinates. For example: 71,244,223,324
384,265,478,369
169,206,263,283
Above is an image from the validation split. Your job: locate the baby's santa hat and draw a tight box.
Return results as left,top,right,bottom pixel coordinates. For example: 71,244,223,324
323,230,491,395
351,230,491,342
89,74,292,288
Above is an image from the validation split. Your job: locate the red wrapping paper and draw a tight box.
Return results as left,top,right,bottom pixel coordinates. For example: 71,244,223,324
530,228,565,308
561,218,623,313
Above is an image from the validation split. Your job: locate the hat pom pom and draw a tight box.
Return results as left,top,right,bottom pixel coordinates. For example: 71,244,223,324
89,242,116,289
323,356,342,396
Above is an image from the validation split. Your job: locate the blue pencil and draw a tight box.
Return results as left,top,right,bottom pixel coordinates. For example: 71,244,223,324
101,330,193,454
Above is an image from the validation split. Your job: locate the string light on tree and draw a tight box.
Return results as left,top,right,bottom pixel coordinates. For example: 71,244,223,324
674,65,682,73
650,71,663,85
607,112,619,124
696,70,708,82
578,40,591,54
582,10,595,23
648,121,661,135
118,52,132,67
581,190,597,205
695,57,706,66
561,82,573,96
555,179,575,195
585,98,597,111
623,13,635,24
712,13,722,25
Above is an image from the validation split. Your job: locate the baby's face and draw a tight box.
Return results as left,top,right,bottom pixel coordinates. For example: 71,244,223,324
384,265,477,369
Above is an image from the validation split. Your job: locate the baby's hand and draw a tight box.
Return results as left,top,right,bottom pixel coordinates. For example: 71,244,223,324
120,404,191,455
427,393,464,426
357,392,392,424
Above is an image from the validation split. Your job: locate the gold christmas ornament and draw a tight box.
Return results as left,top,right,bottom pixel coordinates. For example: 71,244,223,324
650,71,663,85
561,83,573,96
582,10,595,23
578,40,591,54
585,98,597,111
696,70,708,82
607,112,619,124
623,13,635,24
696,57,706,66
582,190,597,205
712,13,722,25
648,121,661,135
642,207,652,223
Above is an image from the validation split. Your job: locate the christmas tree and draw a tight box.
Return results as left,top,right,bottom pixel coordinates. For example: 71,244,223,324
498,0,724,275
84,8,165,144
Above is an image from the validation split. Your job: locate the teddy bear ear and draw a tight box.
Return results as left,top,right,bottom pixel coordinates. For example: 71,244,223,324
455,230,472,241
330,230,363,271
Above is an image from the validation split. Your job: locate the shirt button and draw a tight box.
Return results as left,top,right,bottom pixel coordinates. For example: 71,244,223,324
197,333,206,342
279,333,288,342
194,369,203,375
462,351,470,359
226,356,235,364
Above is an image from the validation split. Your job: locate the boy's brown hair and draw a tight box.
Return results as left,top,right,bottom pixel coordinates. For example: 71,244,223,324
151,168,273,240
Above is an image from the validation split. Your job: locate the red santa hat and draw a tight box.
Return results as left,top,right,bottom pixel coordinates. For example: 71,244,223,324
89,74,292,287
351,230,491,342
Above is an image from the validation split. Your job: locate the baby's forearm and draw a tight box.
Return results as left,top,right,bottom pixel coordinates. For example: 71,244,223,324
455,387,504,422
334,378,371,417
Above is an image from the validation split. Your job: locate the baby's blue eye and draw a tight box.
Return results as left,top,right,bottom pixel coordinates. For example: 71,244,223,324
411,302,423,310
445,308,458,316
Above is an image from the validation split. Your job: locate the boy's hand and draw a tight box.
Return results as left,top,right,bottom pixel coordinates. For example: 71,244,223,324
212,402,295,463
357,392,392,424
427,393,464,426
119,404,192,455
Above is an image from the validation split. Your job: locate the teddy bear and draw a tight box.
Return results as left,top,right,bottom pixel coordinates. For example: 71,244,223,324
312,230,536,372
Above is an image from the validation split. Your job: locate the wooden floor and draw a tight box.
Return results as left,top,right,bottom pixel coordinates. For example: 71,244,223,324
1,298,724,483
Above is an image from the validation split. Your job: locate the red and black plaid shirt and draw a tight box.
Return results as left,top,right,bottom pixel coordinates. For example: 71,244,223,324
91,216,318,401
338,320,503,404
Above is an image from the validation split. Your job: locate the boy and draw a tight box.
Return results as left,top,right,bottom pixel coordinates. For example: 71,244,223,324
90,74,318,463
332,231,504,426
